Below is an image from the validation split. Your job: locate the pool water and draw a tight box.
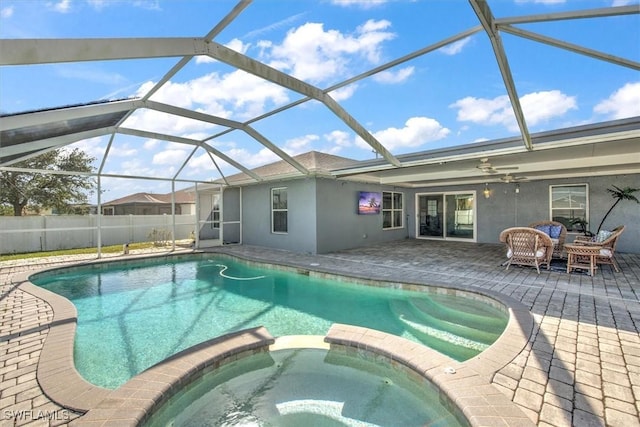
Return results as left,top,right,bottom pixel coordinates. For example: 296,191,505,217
142,348,467,427
32,256,508,389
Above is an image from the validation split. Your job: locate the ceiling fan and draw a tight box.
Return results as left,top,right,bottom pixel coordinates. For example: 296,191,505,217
476,158,518,174
500,173,528,183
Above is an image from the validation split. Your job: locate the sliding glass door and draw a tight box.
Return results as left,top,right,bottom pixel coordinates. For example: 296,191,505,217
416,192,476,241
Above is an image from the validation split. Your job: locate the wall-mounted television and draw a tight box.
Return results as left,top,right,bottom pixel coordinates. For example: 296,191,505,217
358,191,381,215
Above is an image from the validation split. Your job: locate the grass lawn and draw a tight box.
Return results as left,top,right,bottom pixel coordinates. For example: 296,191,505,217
0,242,172,262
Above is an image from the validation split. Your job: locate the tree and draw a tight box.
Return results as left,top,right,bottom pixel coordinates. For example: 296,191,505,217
0,148,96,216
596,185,639,233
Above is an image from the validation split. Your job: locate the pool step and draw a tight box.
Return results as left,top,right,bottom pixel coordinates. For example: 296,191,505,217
409,296,506,335
400,299,501,346
389,300,489,361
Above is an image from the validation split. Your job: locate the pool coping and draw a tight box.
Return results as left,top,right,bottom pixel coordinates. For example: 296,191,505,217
17,251,535,427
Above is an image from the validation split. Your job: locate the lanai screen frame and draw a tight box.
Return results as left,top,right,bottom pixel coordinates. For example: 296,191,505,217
0,1,638,255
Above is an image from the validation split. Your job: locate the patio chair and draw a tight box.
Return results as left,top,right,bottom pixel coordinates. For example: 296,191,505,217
573,225,625,272
528,220,567,259
499,227,553,274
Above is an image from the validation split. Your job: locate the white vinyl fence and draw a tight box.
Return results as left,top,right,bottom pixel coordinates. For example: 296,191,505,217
0,214,197,255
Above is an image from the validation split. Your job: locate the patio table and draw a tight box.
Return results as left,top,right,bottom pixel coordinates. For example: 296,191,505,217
565,243,601,276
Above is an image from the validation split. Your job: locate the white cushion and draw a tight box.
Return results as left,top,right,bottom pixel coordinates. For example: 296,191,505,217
507,248,546,259
600,248,612,257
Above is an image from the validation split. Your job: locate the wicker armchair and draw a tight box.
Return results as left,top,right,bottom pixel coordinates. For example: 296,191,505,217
528,220,567,259
499,227,554,274
574,225,625,272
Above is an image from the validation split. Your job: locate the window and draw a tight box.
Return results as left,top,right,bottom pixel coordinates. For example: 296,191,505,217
382,191,403,229
550,184,588,233
211,194,220,229
271,187,288,233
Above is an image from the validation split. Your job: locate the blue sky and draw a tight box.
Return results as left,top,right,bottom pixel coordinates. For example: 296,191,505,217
1,0,639,202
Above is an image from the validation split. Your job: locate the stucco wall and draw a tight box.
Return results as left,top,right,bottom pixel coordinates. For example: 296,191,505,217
240,179,318,254
232,173,638,255
222,188,241,244
315,179,409,253
411,174,639,253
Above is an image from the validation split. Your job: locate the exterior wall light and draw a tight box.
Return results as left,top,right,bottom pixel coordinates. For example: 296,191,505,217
483,183,491,199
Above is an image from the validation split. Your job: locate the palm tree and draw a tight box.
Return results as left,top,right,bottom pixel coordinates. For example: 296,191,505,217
596,185,639,233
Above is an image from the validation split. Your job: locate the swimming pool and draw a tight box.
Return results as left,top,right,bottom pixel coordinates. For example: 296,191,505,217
31,255,508,389
142,347,467,427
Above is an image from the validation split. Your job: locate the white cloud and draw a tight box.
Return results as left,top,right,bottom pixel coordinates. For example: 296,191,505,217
331,0,388,9
243,13,307,40
520,90,577,126
108,142,138,158
611,0,633,5
329,85,359,102
127,69,290,135
325,130,352,148
117,158,171,178
594,82,640,119
131,0,161,11
66,137,105,164
283,134,320,154
152,148,189,166
357,116,450,151
85,0,160,11
451,90,577,131
86,0,107,10
48,0,71,13
125,18,401,139
439,37,472,56
267,20,395,85
143,139,160,150
372,66,414,84
225,38,250,55
222,146,281,169
451,95,512,125
1,5,14,18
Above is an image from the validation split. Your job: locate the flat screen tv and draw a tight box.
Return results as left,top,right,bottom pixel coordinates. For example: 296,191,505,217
358,191,381,215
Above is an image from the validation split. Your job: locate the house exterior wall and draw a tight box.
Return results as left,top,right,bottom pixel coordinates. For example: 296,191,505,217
240,179,318,254
230,173,638,255
222,188,241,244
315,179,409,253
410,173,639,253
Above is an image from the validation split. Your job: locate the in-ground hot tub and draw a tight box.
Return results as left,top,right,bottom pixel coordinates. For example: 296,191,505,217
142,346,467,427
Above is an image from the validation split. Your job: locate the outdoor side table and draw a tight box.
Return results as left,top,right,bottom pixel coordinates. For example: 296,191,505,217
565,243,601,276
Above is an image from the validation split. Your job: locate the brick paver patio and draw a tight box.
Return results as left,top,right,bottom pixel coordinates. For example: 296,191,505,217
1,239,638,426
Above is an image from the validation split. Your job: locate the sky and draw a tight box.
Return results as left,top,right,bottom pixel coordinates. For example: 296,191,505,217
1,0,639,203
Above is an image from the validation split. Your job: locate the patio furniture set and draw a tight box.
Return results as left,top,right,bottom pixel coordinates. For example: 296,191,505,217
499,221,625,276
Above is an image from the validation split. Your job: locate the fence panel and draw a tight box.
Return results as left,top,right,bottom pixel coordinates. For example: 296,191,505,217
0,214,196,254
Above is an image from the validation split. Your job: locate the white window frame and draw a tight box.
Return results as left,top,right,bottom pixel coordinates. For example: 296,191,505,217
271,187,288,234
549,183,589,233
211,194,220,229
414,191,477,242
382,191,404,230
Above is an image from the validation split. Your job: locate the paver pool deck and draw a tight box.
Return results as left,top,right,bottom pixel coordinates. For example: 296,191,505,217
0,239,638,426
